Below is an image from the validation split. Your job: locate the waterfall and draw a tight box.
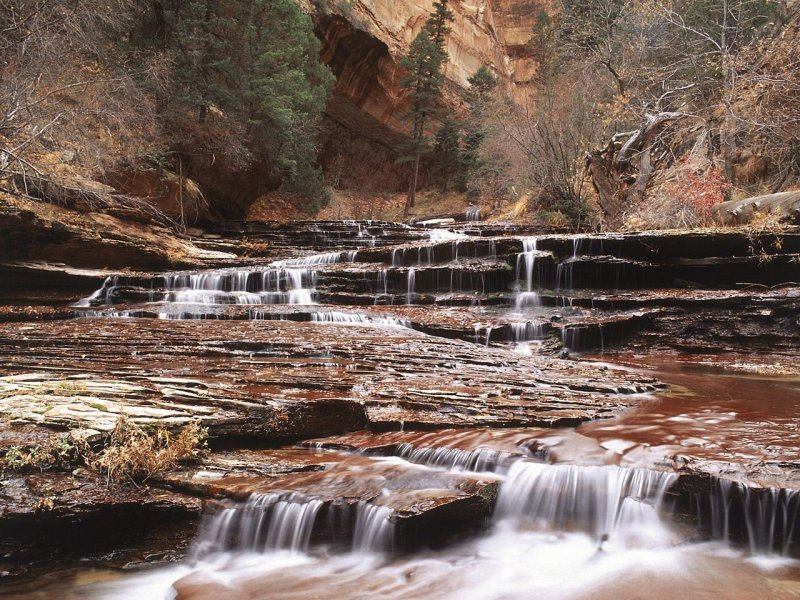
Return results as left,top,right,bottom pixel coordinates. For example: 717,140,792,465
473,324,493,346
466,206,481,222
391,248,403,267
495,461,678,545
194,494,396,558
374,269,389,304
428,229,467,242
406,267,416,304
352,503,394,554
310,311,412,329
556,236,585,290
75,249,361,309
511,321,544,355
272,250,358,268
706,480,800,556
514,238,540,310
195,493,323,556
72,276,117,307
428,229,468,242
159,267,317,306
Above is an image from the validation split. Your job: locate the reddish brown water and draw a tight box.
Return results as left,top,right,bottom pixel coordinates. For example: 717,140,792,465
578,356,800,486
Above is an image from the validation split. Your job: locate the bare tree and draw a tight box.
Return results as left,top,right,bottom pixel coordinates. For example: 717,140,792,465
501,76,604,229
0,0,161,199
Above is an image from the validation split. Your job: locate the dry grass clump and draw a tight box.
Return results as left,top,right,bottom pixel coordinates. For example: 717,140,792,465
88,416,208,484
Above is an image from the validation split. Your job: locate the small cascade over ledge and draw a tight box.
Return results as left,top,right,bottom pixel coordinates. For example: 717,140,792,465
514,238,541,311
195,493,324,556
193,492,398,559
699,480,800,557
495,461,678,546
353,502,394,554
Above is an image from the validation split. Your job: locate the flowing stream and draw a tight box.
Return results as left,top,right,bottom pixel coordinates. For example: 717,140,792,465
4,221,800,599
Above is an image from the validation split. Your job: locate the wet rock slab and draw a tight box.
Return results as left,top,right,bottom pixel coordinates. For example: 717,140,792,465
0,319,659,440
0,470,201,566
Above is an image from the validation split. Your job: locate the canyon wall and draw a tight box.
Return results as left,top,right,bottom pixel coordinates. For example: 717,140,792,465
309,0,544,191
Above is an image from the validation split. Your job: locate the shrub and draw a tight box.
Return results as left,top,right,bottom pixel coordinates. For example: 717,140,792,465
88,416,208,484
2,436,78,472
663,160,732,226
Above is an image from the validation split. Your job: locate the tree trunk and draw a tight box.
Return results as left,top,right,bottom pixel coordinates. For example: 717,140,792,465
586,146,622,227
587,112,685,227
404,152,421,218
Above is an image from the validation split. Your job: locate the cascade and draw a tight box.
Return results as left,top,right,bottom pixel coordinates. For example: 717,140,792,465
391,248,403,267
352,503,395,553
195,493,323,556
374,269,389,304
272,250,358,267
510,322,544,344
474,324,494,346
407,267,416,304
466,206,481,222
75,249,362,308
161,267,317,306
428,229,467,242
514,238,541,311
396,443,514,472
72,276,117,307
705,480,800,556
310,311,412,329
556,236,585,290
511,321,545,355
561,323,606,354
495,461,677,545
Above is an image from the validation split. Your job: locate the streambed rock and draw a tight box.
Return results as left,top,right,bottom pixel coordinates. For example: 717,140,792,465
0,470,201,567
0,319,658,440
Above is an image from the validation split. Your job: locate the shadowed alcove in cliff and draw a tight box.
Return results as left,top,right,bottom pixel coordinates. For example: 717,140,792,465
315,14,427,192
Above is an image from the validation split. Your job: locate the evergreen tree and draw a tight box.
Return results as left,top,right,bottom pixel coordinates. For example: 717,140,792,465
399,0,454,217
466,66,498,116
167,0,237,123
425,0,455,50
149,0,334,210
432,117,461,192
461,66,498,199
242,0,335,209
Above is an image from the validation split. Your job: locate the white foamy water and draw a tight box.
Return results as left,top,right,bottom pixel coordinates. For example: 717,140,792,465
428,229,468,242
310,311,412,329
353,502,395,554
18,458,800,600
51,530,796,600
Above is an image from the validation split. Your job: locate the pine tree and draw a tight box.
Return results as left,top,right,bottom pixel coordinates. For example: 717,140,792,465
425,0,455,50
432,118,461,192
150,0,334,209
399,0,454,217
243,0,335,209
461,66,498,198
168,0,237,123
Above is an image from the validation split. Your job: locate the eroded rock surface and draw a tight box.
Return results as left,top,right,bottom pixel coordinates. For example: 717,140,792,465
2,220,799,577
0,470,200,566
0,319,656,445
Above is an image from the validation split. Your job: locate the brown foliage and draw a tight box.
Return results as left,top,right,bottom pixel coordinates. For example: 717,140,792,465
87,416,208,484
